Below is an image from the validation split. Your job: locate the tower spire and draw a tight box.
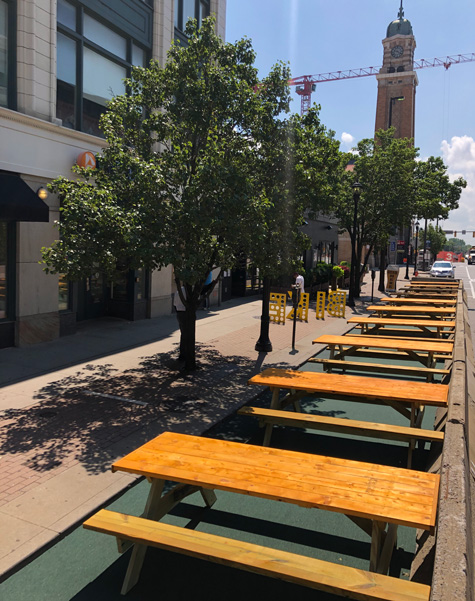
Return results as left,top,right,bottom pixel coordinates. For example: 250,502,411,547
398,0,404,19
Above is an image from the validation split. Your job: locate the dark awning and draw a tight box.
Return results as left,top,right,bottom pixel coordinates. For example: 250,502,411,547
0,173,49,222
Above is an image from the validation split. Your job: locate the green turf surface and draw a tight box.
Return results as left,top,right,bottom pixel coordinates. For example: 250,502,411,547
0,343,440,601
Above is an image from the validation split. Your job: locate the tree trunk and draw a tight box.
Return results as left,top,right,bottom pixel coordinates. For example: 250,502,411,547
255,276,272,352
378,248,386,292
182,306,197,371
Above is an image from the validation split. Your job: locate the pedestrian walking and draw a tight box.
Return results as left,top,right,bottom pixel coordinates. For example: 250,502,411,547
293,271,305,293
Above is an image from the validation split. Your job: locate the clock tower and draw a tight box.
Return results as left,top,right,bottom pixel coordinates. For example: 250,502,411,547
375,2,417,140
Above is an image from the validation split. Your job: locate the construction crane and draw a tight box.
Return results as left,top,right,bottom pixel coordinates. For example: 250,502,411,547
289,53,475,115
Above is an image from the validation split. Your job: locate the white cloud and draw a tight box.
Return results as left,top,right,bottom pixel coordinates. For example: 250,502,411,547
439,136,475,241
341,132,354,147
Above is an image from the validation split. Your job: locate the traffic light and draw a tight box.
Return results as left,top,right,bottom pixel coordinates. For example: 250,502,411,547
473,232,475,237
454,231,457,237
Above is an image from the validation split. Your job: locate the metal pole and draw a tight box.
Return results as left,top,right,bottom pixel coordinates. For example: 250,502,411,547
291,286,300,351
348,193,358,307
404,223,411,279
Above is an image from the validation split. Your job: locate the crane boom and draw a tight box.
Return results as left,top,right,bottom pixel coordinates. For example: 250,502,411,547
289,53,475,114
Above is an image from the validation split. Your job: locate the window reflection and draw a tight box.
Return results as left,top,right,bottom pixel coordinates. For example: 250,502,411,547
0,222,7,319
56,32,76,129
58,274,70,311
83,47,126,137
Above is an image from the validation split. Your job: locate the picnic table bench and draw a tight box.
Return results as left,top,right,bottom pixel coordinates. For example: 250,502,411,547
84,431,437,600
380,297,456,307
366,305,455,320
347,316,455,338
238,405,444,466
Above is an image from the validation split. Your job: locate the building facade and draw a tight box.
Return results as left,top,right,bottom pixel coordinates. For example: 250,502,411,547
0,0,226,348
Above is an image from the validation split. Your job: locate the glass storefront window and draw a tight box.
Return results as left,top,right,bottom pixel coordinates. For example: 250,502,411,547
0,222,6,318
0,0,8,107
58,274,70,311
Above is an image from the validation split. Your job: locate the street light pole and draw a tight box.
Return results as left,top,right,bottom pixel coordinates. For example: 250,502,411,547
348,182,363,307
404,222,411,279
414,221,420,276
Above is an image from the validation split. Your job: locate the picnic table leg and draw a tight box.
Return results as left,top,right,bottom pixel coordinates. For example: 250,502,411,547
262,387,281,446
369,521,398,574
121,478,165,594
370,521,385,572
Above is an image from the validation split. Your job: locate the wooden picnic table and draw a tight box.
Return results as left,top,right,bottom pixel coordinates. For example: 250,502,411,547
393,290,458,299
380,297,456,307
108,431,440,583
347,316,455,338
248,367,448,410
367,304,455,319
312,334,452,368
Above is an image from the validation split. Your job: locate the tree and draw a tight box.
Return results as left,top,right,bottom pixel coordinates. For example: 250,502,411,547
413,156,466,269
445,238,470,254
422,224,447,261
250,106,344,351
334,129,418,300
42,18,290,371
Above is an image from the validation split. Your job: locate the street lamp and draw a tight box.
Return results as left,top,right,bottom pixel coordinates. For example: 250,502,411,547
348,181,363,307
414,221,420,276
404,221,412,279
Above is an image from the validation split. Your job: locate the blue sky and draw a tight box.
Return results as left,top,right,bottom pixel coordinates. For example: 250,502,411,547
225,0,475,244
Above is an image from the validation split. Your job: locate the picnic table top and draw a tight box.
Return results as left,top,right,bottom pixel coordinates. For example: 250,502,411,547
247,367,448,407
111,431,440,531
347,316,455,328
312,334,453,353
367,305,455,315
380,297,456,305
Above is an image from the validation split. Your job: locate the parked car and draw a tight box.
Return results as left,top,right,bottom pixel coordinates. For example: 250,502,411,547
430,261,455,278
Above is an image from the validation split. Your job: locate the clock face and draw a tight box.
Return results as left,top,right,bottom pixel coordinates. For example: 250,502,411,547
391,45,404,58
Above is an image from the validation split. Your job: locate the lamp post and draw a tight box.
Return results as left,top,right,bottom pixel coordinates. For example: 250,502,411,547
348,181,363,307
414,221,420,275
404,222,411,279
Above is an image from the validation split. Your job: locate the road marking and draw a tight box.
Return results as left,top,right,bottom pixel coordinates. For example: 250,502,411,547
465,265,475,298
83,390,148,406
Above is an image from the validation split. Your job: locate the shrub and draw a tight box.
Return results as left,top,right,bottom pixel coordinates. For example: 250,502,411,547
314,262,333,284
332,265,345,279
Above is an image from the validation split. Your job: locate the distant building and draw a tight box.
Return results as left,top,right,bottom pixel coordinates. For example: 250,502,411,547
0,0,226,348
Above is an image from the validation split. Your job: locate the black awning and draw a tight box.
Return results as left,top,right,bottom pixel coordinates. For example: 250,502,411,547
0,173,49,222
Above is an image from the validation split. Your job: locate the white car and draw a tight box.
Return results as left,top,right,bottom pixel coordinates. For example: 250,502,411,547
430,261,455,278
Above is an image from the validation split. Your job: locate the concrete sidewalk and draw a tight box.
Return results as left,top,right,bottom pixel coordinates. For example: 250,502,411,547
0,278,382,582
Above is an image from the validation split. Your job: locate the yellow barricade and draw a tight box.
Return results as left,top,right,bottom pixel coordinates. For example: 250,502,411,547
327,290,346,318
316,291,326,319
269,293,287,325
287,291,310,322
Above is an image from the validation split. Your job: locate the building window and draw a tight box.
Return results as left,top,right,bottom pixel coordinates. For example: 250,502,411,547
174,0,210,43
0,221,14,320
0,0,16,109
56,0,149,137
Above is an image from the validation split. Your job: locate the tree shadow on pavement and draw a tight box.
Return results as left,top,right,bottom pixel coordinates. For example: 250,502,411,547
0,344,285,476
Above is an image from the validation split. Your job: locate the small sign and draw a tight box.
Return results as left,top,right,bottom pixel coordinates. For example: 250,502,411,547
390,241,396,252
77,151,96,169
